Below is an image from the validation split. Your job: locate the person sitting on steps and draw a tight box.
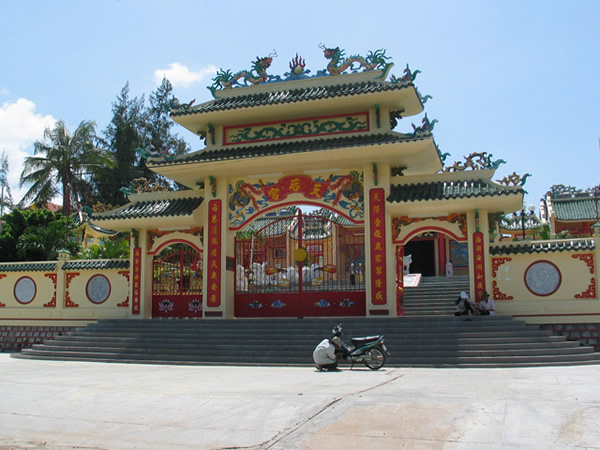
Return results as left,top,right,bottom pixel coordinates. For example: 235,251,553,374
454,291,476,316
477,291,495,315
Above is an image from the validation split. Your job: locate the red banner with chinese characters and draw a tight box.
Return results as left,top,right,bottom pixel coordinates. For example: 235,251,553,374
207,200,222,307
472,231,486,301
132,247,141,314
369,188,387,305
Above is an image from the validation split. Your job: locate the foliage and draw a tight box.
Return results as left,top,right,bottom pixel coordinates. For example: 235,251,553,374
145,78,191,190
75,235,130,260
16,219,80,261
487,212,505,242
0,209,65,261
533,223,569,240
94,83,148,206
0,151,14,217
94,79,191,206
0,209,79,261
19,120,116,215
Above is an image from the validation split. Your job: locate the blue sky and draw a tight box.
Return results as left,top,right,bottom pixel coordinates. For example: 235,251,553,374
1,0,599,211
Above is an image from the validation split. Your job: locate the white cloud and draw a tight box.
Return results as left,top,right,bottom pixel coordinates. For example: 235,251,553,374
154,63,217,88
0,98,55,204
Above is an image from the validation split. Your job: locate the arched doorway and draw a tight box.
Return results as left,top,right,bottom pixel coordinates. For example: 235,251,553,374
234,208,366,317
152,243,204,318
402,232,469,278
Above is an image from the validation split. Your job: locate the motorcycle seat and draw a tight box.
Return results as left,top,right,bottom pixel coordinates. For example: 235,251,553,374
350,335,382,346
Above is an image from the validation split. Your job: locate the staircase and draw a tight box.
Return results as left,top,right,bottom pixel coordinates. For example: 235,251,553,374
13,316,600,368
403,275,470,317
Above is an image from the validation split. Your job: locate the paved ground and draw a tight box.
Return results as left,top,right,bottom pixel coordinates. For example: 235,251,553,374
1,354,600,449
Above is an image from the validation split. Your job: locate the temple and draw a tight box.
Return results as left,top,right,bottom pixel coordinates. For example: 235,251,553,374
84,46,524,319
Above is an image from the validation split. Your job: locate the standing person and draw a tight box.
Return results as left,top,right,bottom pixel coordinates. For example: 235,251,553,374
349,263,356,287
478,291,495,315
357,263,364,283
313,336,342,371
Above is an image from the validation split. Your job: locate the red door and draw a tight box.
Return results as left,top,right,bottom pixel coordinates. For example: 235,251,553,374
152,244,203,318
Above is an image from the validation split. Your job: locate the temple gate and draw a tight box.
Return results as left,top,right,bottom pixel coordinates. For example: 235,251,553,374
234,209,365,317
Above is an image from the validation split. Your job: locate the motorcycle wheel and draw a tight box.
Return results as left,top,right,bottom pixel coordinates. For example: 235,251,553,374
364,347,386,370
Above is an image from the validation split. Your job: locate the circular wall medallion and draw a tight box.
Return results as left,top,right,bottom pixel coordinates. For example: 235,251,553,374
86,274,111,304
14,276,36,304
524,260,561,296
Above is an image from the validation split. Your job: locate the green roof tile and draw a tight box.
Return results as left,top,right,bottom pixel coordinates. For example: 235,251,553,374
62,260,130,271
0,263,57,272
499,214,542,231
553,197,599,222
148,132,430,167
171,81,414,117
92,196,203,222
387,179,522,203
489,239,595,255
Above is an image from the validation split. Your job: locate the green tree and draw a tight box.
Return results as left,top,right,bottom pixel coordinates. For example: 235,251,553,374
75,235,130,260
19,120,116,215
533,223,569,240
95,83,148,206
145,77,191,190
0,151,14,233
0,209,79,262
16,218,79,261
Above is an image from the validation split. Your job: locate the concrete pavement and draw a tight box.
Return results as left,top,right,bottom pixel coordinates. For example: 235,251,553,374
1,354,599,449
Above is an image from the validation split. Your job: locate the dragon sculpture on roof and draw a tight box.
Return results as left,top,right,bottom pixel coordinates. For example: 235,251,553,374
209,51,277,96
319,44,394,78
443,152,506,172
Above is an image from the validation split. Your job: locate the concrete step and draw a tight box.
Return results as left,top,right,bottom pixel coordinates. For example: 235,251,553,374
14,316,600,368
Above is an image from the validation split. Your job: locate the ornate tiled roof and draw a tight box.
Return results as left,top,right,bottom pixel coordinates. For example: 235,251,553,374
62,260,129,270
92,196,203,222
240,210,361,239
387,179,522,203
489,239,595,255
71,214,119,235
499,214,542,232
147,132,430,167
171,81,415,117
0,263,57,272
552,196,599,222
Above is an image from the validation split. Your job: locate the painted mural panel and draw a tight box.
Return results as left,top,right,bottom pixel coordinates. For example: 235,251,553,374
228,172,364,229
224,112,369,145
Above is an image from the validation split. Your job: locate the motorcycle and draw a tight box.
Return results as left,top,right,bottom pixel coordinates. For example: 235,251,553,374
332,323,390,370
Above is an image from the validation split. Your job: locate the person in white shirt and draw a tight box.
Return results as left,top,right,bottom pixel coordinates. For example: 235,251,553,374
478,291,495,315
313,336,342,371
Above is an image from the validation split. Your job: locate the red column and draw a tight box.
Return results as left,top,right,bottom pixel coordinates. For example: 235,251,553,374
207,199,222,308
437,234,446,276
472,231,486,301
369,188,387,307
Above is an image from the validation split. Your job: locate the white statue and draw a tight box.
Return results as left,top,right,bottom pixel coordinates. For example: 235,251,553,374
403,254,413,274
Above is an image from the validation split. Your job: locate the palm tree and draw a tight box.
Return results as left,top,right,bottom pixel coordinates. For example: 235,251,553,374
19,120,115,215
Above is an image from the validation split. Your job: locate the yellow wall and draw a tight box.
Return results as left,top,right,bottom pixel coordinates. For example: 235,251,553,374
490,241,600,323
0,259,131,326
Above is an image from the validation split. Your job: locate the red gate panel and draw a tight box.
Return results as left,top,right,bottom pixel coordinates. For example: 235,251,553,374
235,210,365,318
152,245,203,318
